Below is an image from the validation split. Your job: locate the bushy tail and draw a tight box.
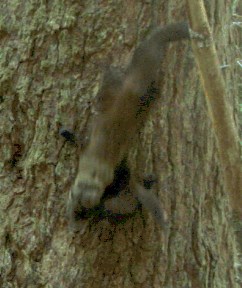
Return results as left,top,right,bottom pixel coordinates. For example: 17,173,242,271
126,22,190,89
154,22,190,44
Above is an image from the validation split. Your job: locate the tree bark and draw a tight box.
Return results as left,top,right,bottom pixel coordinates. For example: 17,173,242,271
0,1,240,287
186,0,242,220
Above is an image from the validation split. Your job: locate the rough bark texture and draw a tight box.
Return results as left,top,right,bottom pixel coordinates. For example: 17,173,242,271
187,0,242,221
0,1,240,288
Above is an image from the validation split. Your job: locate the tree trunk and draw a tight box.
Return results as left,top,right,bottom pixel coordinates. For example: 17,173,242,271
0,1,240,287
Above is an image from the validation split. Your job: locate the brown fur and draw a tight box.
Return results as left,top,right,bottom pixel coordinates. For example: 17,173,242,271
67,22,190,229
